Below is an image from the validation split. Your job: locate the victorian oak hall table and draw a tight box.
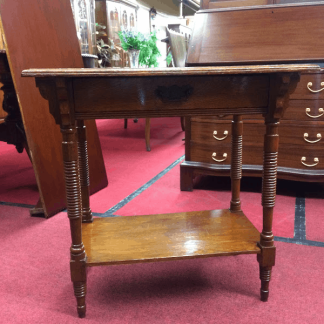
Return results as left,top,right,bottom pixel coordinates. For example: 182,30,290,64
22,64,320,318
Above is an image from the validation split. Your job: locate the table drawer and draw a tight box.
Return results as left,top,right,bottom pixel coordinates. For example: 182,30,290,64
74,75,269,118
290,73,324,100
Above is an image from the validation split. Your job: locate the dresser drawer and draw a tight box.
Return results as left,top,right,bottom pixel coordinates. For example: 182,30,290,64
279,123,324,146
190,140,324,171
290,73,324,100
191,114,263,123
191,119,267,145
284,99,324,121
278,145,324,170
192,117,324,145
191,120,232,145
241,122,324,146
190,142,264,165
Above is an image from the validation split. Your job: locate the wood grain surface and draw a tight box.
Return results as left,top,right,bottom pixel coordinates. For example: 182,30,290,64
82,209,261,266
22,64,321,77
204,0,273,9
188,2,324,66
72,75,269,113
0,0,107,217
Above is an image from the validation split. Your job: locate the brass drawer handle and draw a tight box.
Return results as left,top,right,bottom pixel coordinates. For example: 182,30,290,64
301,157,319,167
212,152,227,162
307,81,324,93
305,107,324,118
304,133,322,143
213,130,228,141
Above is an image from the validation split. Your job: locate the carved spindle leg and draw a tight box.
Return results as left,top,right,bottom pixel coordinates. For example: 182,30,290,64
230,115,243,211
76,120,93,223
257,119,278,302
61,125,87,318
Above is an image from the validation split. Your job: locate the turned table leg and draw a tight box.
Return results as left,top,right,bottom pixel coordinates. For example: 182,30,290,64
77,120,93,223
230,115,243,212
257,118,278,302
61,125,87,318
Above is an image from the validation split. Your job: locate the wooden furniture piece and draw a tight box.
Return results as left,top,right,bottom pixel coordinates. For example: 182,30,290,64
201,0,273,9
0,0,108,218
0,49,26,153
95,0,138,68
0,29,7,124
71,0,97,55
24,64,319,318
200,0,324,9
181,2,324,190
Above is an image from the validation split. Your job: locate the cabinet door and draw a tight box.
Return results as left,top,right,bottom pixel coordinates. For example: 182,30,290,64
71,0,96,54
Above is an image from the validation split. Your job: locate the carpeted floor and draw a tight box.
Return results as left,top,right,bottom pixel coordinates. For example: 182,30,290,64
1,117,323,323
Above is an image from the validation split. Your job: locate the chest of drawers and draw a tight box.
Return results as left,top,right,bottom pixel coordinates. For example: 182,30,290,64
180,71,324,191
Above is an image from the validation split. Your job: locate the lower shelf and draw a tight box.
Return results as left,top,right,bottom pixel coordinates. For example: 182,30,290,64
82,209,261,267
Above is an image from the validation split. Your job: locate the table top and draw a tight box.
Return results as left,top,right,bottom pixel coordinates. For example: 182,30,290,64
22,64,321,78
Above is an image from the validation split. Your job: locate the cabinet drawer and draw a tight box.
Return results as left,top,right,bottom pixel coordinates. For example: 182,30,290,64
284,100,324,121
240,122,324,146
191,119,267,145
290,73,324,100
278,145,324,170
191,120,232,145
279,124,324,146
191,120,324,146
190,142,264,165
190,141,324,171
191,114,263,123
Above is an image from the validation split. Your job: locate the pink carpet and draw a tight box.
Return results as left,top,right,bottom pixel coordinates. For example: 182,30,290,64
1,117,324,322
0,206,323,324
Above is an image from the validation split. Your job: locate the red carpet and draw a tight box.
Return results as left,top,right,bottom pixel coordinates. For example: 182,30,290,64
1,117,324,322
0,206,323,324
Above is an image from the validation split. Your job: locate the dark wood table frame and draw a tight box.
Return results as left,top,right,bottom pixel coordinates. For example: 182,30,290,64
22,65,320,318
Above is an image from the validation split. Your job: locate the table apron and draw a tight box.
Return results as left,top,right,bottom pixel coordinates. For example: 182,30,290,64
72,75,269,119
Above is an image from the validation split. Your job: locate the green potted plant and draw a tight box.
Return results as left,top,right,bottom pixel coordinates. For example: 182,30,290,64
118,30,161,68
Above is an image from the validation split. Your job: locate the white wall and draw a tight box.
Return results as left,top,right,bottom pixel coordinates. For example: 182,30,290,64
136,2,186,67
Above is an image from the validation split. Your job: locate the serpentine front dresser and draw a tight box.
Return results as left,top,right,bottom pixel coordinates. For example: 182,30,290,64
180,2,324,190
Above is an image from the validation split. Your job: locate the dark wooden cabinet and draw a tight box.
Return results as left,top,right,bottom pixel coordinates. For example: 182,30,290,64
181,71,324,190
181,2,324,190
201,0,324,9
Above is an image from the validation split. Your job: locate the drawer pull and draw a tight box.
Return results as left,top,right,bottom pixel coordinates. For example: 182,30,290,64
307,81,324,93
301,157,319,167
212,152,227,162
305,107,324,118
155,85,193,102
304,133,322,143
213,130,228,141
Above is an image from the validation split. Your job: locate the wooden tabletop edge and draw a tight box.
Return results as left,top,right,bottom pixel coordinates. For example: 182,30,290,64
21,64,321,78
197,1,324,14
